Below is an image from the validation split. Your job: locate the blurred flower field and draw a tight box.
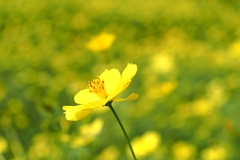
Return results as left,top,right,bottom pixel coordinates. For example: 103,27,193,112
1,0,240,159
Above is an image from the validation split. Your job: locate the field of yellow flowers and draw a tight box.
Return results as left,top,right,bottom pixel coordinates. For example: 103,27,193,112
1,0,240,159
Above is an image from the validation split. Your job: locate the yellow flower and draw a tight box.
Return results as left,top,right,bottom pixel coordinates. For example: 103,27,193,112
86,33,115,52
129,131,161,158
63,63,139,121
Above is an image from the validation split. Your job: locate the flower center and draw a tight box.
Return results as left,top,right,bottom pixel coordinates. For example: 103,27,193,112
88,77,107,99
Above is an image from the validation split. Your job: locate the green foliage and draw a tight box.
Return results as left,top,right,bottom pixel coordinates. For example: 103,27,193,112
1,0,240,159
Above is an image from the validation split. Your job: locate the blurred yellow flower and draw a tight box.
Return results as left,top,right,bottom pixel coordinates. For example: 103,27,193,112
172,141,196,160
63,63,139,121
80,118,104,137
151,53,175,74
201,145,227,160
28,133,60,159
70,118,104,148
86,32,115,52
129,131,161,158
0,136,8,153
97,145,120,160
229,40,240,56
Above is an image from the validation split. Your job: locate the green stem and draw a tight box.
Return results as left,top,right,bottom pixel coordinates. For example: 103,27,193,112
107,102,137,160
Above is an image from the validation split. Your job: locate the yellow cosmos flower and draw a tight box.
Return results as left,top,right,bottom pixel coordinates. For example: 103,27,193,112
63,63,139,121
86,32,115,53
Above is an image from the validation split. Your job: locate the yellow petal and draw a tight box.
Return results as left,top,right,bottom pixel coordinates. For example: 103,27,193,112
63,105,93,121
121,63,137,82
74,89,100,104
113,93,139,102
99,69,120,95
82,99,109,110
108,80,131,99
118,80,131,94
108,63,137,99
63,99,109,121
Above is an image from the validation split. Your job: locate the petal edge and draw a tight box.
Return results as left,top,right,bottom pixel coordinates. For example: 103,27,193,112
63,105,93,121
74,89,100,104
113,93,139,102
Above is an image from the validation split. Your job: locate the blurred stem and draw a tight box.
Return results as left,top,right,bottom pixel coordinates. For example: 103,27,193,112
106,101,137,160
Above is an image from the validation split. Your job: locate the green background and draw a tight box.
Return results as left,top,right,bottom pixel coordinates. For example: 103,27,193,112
1,0,240,159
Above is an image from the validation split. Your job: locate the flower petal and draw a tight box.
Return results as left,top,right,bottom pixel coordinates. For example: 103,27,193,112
82,99,109,110
74,89,100,104
108,80,131,99
63,105,93,121
108,63,137,99
121,63,137,82
113,93,139,102
62,98,109,121
99,68,120,95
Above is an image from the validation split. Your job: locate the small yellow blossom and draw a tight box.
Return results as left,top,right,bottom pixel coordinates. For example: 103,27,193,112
86,33,115,52
129,131,160,158
172,141,196,160
201,145,227,160
0,136,8,153
63,63,139,121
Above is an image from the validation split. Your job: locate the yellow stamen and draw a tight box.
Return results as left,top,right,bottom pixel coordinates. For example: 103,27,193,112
88,77,107,99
